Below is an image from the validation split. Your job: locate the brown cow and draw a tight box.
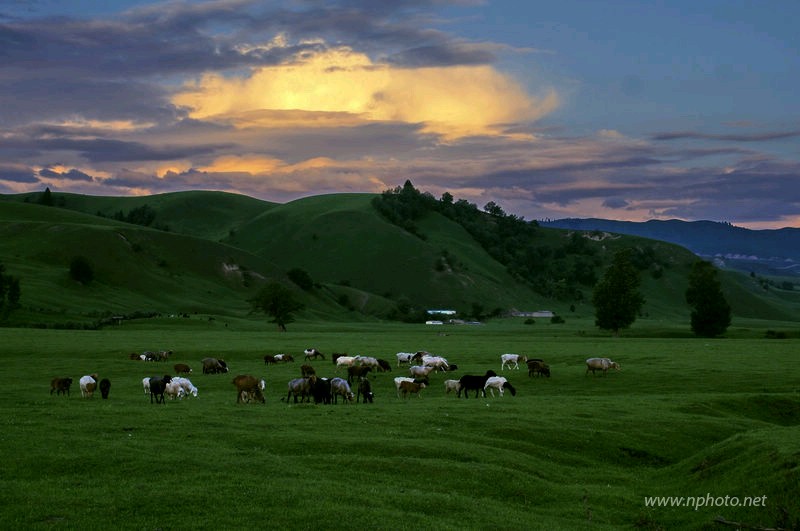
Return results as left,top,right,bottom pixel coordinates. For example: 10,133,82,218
399,380,426,399
233,374,265,403
50,377,73,396
174,363,192,375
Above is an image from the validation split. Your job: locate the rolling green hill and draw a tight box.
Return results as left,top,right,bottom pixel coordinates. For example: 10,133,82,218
1,188,799,329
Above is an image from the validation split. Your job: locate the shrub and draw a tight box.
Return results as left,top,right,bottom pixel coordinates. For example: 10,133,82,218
69,256,94,284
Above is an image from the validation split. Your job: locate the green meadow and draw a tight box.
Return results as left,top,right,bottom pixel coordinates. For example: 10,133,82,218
2,190,799,529
1,317,798,530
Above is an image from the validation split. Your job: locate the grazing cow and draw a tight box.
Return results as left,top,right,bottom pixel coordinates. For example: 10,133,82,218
393,377,430,398
310,377,332,405
421,355,449,371
304,348,325,361
149,375,173,404
347,365,372,384
274,354,294,363
399,380,426,398
263,355,276,365
484,376,517,397
172,377,199,398
165,380,185,400
99,378,111,399
443,379,461,395
50,377,73,396
79,374,98,398
301,364,316,378
585,357,620,376
501,353,527,370
458,370,498,398
526,359,551,378
174,363,192,375
355,356,380,369
330,377,354,404
335,356,357,369
376,359,392,372
396,352,415,367
286,377,315,403
409,365,435,379
357,378,374,403
201,357,228,374
410,351,430,364
233,375,265,404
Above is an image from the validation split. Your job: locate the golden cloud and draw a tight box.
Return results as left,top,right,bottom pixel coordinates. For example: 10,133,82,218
172,47,558,139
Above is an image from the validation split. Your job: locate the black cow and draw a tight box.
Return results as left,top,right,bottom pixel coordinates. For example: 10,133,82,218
149,375,173,404
457,370,498,398
99,378,111,399
357,378,374,403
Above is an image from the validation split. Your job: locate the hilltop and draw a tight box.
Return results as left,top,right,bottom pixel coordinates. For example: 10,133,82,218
1,187,798,328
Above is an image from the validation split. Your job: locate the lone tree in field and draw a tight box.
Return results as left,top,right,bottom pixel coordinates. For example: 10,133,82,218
592,248,645,336
249,281,304,332
0,263,21,317
686,260,731,337
69,256,94,284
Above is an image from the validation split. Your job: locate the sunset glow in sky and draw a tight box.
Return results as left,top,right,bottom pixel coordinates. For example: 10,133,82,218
1,0,798,228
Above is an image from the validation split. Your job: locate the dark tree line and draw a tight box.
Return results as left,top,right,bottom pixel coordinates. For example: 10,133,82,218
372,180,605,299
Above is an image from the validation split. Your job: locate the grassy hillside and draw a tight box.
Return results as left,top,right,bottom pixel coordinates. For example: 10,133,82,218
2,189,799,329
2,190,275,241
226,193,546,313
0,200,339,327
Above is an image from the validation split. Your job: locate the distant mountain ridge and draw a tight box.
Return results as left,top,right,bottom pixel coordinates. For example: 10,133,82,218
540,218,800,277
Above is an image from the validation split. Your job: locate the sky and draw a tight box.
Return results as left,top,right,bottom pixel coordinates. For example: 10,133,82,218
1,0,798,229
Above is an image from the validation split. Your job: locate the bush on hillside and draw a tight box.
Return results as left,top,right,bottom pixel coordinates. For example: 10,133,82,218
287,268,314,291
69,256,94,284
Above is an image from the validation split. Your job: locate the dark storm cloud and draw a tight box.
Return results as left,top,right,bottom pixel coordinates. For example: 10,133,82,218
602,197,630,209
0,165,38,184
39,168,94,182
3,134,231,163
652,130,800,142
386,42,497,67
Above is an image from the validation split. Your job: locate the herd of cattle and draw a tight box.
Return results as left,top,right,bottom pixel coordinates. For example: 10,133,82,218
49,348,621,405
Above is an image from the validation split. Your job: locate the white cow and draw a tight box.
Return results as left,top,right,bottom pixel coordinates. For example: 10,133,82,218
79,374,98,398
396,352,415,367
443,379,461,395
500,353,527,370
484,376,517,397
585,357,620,376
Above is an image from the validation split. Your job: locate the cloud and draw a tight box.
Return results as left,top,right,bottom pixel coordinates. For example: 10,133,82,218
173,46,558,140
652,130,800,142
38,167,94,182
0,164,38,184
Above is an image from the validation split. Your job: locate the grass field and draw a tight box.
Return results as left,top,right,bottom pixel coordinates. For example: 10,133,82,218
1,317,798,530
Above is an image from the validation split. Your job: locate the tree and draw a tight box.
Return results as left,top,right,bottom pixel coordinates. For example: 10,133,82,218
69,256,94,284
249,281,304,332
287,268,314,291
0,263,21,316
592,248,645,335
685,260,731,337
39,187,54,206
